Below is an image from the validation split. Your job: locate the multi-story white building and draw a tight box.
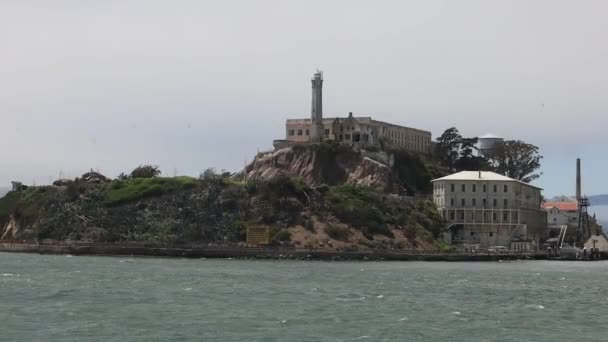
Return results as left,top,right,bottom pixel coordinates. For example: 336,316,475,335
432,171,546,250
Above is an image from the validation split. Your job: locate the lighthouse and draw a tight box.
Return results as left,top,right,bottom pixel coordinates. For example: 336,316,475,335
310,71,324,142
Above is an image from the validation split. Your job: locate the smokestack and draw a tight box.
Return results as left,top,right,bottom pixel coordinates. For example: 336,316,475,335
576,158,581,201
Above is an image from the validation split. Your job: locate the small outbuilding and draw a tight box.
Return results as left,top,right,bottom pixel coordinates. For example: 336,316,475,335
584,234,608,252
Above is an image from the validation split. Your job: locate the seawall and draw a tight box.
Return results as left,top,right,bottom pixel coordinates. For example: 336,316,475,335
0,242,547,261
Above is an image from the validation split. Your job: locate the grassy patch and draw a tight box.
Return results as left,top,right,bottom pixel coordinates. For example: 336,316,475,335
104,177,197,206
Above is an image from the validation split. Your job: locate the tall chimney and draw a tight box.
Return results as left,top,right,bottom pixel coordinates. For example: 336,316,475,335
576,158,581,201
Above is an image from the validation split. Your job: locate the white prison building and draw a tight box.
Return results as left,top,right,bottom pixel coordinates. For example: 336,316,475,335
432,171,546,250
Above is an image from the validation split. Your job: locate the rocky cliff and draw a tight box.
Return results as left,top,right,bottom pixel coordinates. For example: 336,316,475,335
237,143,400,193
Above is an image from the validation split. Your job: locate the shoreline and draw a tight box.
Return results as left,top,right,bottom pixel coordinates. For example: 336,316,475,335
0,242,547,261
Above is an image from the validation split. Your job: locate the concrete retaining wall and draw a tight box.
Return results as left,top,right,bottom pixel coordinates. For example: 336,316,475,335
0,243,547,261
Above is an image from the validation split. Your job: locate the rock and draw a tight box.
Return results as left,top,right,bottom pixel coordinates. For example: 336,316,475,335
53,179,74,187
0,215,19,241
81,171,109,184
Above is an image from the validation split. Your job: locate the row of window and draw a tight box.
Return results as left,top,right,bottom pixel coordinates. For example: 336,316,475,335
387,131,429,152
288,129,332,137
448,211,517,222
449,198,509,208
444,183,509,193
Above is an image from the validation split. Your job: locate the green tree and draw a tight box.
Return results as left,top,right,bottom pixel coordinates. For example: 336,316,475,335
200,168,220,181
485,140,542,183
436,127,463,171
453,137,490,171
130,165,161,179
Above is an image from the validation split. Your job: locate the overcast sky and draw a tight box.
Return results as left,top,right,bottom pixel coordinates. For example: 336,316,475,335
1,0,607,197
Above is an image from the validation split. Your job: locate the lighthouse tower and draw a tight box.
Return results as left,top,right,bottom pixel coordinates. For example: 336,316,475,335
310,71,324,142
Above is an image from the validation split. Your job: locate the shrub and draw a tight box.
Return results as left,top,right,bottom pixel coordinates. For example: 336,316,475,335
200,168,220,181
434,240,455,253
316,184,330,194
324,224,350,241
130,165,161,178
257,176,309,205
273,229,292,242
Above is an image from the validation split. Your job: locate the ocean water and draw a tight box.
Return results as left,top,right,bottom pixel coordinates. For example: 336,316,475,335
1,253,608,342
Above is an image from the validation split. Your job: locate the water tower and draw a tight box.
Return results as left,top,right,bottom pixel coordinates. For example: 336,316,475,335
477,134,504,156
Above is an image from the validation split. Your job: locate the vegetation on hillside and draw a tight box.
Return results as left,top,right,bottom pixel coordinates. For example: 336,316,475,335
390,149,446,194
0,171,446,250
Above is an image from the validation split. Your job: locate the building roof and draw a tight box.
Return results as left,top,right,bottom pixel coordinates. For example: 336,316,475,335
479,133,500,139
431,171,543,189
542,201,578,212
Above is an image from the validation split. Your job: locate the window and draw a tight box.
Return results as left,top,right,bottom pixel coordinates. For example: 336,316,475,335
461,198,466,206
504,185,508,193
460,212,465,220
483,184,487,192
489,232,494,237
493,213,497,221
473,184,477,193
450,198,455,206
345,134,351,140
305,129,309,136
554,218,557,222
297,130,303,136
482,198,487,207
339,134,343,140
472,198,477,206
461,184,466,192
503,199,508,208
289,130,295,136
324,129,330,136
470,231,474,236
503,213,508,221
493,184,497,193
450,184,455,192
450,212,455,220
493,199,497,207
